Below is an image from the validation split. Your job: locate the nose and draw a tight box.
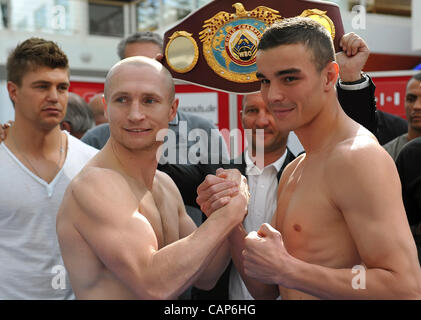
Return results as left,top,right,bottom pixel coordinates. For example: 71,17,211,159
127,102,146,122
255,110,270,127
47,87,59,102
264,83,285,107
413,96,421,111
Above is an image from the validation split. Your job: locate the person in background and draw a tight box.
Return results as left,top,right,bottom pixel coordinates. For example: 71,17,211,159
88,93,108,126
0,37,98,299
396,136,421,266
61,92,95,139
383,72,421,160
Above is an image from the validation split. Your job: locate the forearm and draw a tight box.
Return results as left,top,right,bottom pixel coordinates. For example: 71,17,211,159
141,201,244,299
337,76,377,134
229,225,280,300
194,238,232,290
282,257,420,300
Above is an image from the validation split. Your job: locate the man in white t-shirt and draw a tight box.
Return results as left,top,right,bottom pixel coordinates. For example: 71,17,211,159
0,38,97,299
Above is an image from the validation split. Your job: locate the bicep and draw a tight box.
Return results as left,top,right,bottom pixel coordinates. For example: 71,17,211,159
328,149,416,270
71,174,159,287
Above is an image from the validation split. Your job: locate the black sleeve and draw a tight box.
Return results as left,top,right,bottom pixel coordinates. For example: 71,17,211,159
336,75,377,134
158,163,217,208
396,139,421,226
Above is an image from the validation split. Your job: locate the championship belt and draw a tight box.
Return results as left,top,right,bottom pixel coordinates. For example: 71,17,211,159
163,0,344,94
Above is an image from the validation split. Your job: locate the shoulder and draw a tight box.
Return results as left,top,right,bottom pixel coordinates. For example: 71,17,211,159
81,124,110,142
325,134,397,186
178,111,216,130
281,153,305,179
67,132,99,157
396,137,421,177
71,167,137,216
154,170,182,195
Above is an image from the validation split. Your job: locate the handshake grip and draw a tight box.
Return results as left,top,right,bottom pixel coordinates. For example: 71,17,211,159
196,168,250,220
217,168,250,221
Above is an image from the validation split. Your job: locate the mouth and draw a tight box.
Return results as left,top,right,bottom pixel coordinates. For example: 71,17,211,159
271,107,295,118
124,128,152,134
42,108,61,115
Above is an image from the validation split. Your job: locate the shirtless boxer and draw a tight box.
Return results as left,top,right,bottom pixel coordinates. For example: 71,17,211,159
197,17,421,299
56,57,249,299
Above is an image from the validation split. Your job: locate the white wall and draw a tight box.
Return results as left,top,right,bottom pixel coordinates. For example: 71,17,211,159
413,0,421,52
0,81,14,124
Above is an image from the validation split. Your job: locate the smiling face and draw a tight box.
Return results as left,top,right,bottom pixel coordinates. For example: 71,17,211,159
7,66,70,130
104,59,177,152
256,43,328,133
405,77,421,134
241,92,288,154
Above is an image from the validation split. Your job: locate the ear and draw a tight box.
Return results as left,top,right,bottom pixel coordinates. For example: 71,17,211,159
323,61,339,91
102,95,109,120
7,81,18,105
60,121,72,133
168,98,179,122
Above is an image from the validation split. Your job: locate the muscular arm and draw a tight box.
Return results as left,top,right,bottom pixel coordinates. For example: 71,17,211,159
70,168,247,300
253,143,421,299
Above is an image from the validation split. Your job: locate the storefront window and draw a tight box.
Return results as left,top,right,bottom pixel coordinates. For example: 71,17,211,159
8,0,78,35
89,1,124,37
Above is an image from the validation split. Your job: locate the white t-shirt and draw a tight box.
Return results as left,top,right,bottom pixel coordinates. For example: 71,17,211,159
0,131,97,299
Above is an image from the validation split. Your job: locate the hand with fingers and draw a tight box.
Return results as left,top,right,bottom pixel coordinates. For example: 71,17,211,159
336,32,370,82
243,223,293,287
0,121,13,142
196,168,250,218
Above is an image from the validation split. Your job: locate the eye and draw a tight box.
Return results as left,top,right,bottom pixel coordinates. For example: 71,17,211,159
58,85,69,91
144,97,157,104
406,94,417,103
115,96,128,103
246,108,258,114
283,76,298,83
260,79,270,85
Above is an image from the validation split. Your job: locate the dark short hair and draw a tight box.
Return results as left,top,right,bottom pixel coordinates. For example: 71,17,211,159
258,17,335,73
63,93,95,134
117,32,163,60
7,37,69,86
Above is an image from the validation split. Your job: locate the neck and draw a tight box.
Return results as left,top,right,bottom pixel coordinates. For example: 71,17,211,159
7,118,62,155
248,147,286,169
294,95,342,154
105,137,159,189
407,127,421,141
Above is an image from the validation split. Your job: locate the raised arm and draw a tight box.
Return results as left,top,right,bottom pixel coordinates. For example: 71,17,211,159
69,168,248,300
336,33,377,134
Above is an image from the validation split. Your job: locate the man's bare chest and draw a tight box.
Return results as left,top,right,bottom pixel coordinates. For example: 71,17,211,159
275,161,349,260
137,190,179,249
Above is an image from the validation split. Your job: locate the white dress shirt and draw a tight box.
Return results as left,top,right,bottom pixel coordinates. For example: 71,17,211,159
229,149,287,300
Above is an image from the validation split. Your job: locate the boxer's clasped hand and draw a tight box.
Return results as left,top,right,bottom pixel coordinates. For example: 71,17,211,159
196,168,249,217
